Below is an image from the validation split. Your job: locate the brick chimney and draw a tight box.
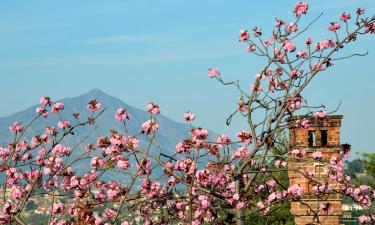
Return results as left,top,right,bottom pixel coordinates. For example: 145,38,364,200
288,115,343,225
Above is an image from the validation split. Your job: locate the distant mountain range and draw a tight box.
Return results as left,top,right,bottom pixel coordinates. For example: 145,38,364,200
0,89,203,181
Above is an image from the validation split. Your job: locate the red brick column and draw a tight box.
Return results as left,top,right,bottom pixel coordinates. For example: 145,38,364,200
288,116,343,225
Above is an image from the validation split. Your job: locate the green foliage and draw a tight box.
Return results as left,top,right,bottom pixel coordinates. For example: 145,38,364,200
245,202,294,225
361,153,375,177
356,153,375,187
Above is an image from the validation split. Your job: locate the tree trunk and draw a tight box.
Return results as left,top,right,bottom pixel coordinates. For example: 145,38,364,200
235,179,244,225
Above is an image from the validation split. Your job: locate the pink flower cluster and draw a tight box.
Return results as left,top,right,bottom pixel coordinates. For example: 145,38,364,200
328,22,341,32
9,121,23,133
208,68,220,78
115,107,132,121
184,111,196,122
313,110,328,119
51,102,64,114
312,151,323,160
141,119,159,134
57,120,71,129
231,147,249,160
239,29,250,42
294,2,309,17
295,118,309,129
146,102,160,115
291,148,306,158
87,99,101,112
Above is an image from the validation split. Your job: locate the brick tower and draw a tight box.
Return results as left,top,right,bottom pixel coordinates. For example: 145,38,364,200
288,115,343,225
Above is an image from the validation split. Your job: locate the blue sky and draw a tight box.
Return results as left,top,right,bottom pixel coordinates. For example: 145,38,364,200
0,0,374,155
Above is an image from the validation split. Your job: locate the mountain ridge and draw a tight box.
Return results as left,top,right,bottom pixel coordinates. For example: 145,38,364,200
0,89,212,181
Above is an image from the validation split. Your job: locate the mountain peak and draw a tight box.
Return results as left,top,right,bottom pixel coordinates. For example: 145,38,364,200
86,88,106,96
78,89,114,100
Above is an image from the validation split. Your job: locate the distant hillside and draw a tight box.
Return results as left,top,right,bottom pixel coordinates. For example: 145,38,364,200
0,89,210,181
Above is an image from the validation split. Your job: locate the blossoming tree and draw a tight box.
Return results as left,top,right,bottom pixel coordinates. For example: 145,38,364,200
1,2,375,225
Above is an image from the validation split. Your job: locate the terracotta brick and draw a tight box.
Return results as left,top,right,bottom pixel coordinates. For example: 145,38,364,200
288,115,343,225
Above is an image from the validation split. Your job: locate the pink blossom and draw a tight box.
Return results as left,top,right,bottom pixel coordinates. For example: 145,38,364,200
340,13,351,22
40,96,50,106
36,106,48,118
11,186,23,200
87,99,101,112
286,23,298,33
198,195,210,209
107,189,119,200
217,134,231,144
141,119,159,134
137,159,152,175
183,111,196,122
274,160,287,168
253,26,262,37
237,99,247,112
9,121,23,133
256,201,270,215
305,37,312,45
267,179,276,189
291,148,306,158
52,203,66,215
251,83,263,91
295,118,309,129
45,126,57,136
51,102,64,114
316,39,335,51
294,2,309,17
283,40,296,52
115,107,132,121
236,130,252,145
312,62,324,71
313,110,328,119
256,201,265,209
274,18,285,27
57,120,71,129
236,201,245,209
208,68,220,78
287,95,303,111
357,8,365,15
175,142,186,154
91,157,104,169
146,102,160,115
247,45,256,52
312,151,323,160
328,22,341,32
163,161,174,175
103,208,117,218
263,40,272,47
287,184,304,198
117,159,131,170
239,29,250,42
191,127,209,141
231,147,249,160
359,215,369,224
289,70,299,78
94,216,104,225
296,50,308,59
52,144,72,157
